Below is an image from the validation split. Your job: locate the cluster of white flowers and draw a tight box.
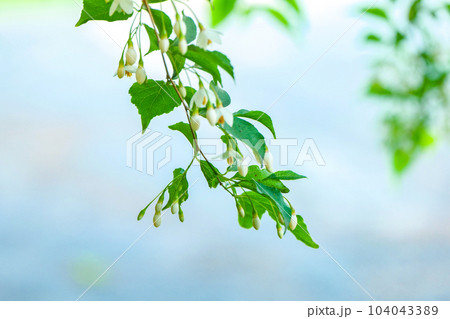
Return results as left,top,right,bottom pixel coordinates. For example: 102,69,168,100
116,40,147,85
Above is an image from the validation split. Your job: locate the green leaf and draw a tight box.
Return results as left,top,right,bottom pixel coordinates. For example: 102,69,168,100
290,215,319,248
253,181,291,231
393,149,411,172
266,8,290,27
144,24,159,55
409,0,421,22
210,82,231,107
233,109,276,138
364,7,388,19
167,42,186,78
265,170,306,181
129,80,180,132
368,81,392,96
183,15,197,43
283,0,301,13
200,160,224,188
150,8,173,36
365,34,381,42
163,168,189,210
183,45,234,85
211,0,237,26
237,191,318,248
75,0,133,27
232,165,289,193
223,117,266,162
169,122,196,146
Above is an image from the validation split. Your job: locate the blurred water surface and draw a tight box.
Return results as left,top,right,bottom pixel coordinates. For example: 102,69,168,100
0,1,449,300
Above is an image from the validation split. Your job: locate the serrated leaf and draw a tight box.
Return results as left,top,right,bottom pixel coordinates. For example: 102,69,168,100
183,45,234,85
210,82,231,106
364,7,388,19
200,160,224,188
144,24,159,55
75,0,133,27
234,109,276,138
183,15,197,43
265,170,306,181
223,117,266,162
163,168,189,210
129,80,180,132
169,122,196,146
211,0,237,26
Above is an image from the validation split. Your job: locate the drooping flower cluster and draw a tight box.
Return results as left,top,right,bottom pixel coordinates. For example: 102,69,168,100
75,0,316,246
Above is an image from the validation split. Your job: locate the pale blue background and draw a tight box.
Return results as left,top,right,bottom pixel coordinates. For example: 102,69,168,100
0,0,449,300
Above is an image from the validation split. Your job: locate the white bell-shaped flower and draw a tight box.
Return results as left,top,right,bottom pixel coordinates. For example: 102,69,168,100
277,224,283,239
189,85,216,109
174,15,187,37
237,160,248,177
179,37,188,55
197,24,222,49
171,202,179,215
108,0,133,16
237,205,245,218
159,36,170,53
263,149,274,172
125,41,137,66
153,212,162,228
289,210,298,230
136,63,146,85
116,59,125,79
252,213,261,230
206,104,217,126
190,112,201,131
155,199,163,213
216,103,233,127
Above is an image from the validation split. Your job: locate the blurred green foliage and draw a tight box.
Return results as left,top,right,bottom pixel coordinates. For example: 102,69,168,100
209,0,303,31
364,0,450,173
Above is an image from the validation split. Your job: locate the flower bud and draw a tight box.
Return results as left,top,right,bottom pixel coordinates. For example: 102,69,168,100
174,15,187,37
179,83,187,98
159,36,170,53
190,113,201,131
171,201,179,215
237,205,245,218
179,37,188,55
206,105,217,126
155,199,163,213
238,161,248,177
277,224,283,239
252,213,260,230
136,62,146,85
263,149,274,172
117,60,125,79
178,210,184,222
227,156,234,165
126,41,137,66
153,212,161,228
289,210,297,230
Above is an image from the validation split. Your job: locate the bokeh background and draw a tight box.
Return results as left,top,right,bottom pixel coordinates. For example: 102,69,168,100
1,0,449,300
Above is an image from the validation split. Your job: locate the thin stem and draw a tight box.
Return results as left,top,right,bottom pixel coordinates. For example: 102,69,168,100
142,0,234,197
